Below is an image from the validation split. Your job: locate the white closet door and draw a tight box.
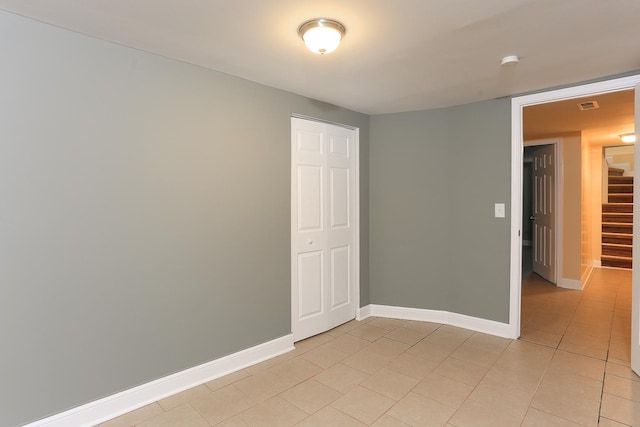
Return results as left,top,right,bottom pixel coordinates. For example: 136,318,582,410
291,118,356,342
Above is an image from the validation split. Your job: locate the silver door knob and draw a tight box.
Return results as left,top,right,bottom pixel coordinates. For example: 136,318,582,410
308,239,313,245
529,216,536,220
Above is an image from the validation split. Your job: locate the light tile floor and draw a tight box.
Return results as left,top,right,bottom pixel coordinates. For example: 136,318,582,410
100,268,636,426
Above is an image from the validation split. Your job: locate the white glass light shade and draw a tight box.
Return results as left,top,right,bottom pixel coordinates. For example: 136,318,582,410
299,19,345,55
620,133,636,143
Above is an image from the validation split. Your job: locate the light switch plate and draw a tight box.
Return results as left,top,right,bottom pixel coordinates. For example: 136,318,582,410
495,203,505,218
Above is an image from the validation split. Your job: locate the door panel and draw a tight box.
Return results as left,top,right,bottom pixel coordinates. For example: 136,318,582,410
532,144,556,283
298,166,323,231
292,118,356,341
331,245,350,308
325,125,356,330
297,251,323,319
297,129,323,153
330,133,350,157
330,167,349,228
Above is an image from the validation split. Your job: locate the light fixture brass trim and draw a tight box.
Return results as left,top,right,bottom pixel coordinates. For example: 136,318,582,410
298,18,346,39
298,18,346,54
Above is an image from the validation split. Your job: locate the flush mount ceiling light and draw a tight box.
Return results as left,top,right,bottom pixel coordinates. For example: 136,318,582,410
298,18,346,54
620,133,636,143
501,55,519,65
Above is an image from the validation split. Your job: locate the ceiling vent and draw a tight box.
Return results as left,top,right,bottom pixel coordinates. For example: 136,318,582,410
577,100,599,111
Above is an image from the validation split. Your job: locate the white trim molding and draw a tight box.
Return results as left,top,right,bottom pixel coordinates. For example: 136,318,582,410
558,278,583,290
354,127,361,323
365,304,512,338
357,305,371,321
581,265,594,288
510,74,640,340
24,335,294,427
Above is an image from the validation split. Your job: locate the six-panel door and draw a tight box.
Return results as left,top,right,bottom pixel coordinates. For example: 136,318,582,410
291,118,356,342
533,144,556,283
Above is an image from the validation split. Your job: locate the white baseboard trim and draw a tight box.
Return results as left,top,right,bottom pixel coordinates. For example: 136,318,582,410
25,334,294,427
366,304,513,339
357,305,371,321
557,277,583,290
581,265,594,288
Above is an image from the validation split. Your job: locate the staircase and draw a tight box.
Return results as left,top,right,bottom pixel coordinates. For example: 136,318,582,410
601,168,633,269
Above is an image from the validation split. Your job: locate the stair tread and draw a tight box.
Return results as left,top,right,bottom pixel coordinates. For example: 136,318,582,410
603,203,634,213
602,237,633,245
602,232,633,236
602,242,633,247
602,256,633,261
601,258,633,269
602,214,633,223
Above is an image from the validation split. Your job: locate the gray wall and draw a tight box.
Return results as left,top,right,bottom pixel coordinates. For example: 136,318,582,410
7,6,629,426
0,11,368,427
369,99,512,323
369,110,451,308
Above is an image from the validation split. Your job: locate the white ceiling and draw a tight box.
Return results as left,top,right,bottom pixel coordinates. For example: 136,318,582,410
524,90,635,147
0,0,639,114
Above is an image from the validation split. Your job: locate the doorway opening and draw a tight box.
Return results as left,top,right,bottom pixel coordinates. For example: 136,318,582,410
510,74,639,372
509,76,640,338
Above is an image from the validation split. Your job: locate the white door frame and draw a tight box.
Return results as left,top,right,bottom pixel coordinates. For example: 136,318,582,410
509,74,640,339
524,138,562,286
290,114,360,338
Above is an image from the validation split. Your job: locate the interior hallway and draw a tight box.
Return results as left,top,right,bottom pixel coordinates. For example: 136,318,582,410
521,268,631,364
99,268,636,427
520,267,635,426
